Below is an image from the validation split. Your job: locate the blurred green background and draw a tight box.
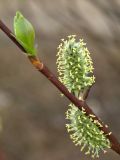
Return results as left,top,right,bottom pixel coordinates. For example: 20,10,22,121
0,0,120,160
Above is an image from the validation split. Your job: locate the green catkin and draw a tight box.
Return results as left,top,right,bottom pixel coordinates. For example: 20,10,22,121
66,104,110,158
57,35,95,96
57,35,111,158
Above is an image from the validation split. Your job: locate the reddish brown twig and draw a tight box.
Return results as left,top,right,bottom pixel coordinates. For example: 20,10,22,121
0,19,120,155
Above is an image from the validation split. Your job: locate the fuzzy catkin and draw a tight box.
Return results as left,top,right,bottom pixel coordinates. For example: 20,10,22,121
66,104,110,158
57,35,95,97
57,35,111,158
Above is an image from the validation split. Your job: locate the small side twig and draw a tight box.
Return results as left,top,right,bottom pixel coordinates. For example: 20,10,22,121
82,85,93,100
0,19,120,155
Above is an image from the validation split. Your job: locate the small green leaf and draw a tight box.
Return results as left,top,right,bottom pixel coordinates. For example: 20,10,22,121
14,11,37,56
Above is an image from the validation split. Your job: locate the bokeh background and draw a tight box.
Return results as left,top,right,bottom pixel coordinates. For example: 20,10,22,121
0,0,120,160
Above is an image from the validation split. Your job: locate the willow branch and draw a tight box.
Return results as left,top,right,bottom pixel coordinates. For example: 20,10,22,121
0,19,120,155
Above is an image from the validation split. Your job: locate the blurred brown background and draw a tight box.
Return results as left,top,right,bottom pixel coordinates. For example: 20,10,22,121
0,0,120,160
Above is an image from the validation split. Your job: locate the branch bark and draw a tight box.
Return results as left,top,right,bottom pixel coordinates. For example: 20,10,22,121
0,19,120,155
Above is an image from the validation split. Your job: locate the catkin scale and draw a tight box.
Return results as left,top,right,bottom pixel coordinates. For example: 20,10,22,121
57,35,111,158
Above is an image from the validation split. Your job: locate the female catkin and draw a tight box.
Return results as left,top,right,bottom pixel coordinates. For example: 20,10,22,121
57,35,111,158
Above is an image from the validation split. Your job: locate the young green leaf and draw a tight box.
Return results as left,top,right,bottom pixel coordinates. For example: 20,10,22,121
14,11,37,56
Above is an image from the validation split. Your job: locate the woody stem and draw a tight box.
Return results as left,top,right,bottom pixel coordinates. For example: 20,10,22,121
0,19,120,155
